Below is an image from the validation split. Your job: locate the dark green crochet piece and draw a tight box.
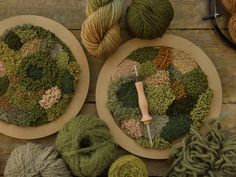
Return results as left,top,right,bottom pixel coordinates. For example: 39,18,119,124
117,79,138,108
2,31,23,50
59,71,75,94
160,114,192,142
128,47,159,63
182,68,208,99
0,76,10,96
166,96,197,117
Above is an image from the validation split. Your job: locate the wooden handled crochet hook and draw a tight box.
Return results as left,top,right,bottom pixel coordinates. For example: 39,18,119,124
134,66,153,147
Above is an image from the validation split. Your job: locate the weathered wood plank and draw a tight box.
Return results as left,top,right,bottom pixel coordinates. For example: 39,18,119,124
0,103,235,176
76,29,236,104
0,0,230,30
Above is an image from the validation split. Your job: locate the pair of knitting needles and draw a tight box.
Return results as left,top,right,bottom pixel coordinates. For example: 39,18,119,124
134,66,153,147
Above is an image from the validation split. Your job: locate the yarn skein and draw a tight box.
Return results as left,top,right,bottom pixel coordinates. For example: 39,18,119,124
221,0,236,14
108,155,148,177
55,114,117,177
81,0,123,58
4,143,72,177
126,0,174,39
229,14,236,43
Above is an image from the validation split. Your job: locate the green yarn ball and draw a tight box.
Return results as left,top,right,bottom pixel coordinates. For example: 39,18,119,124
55,114,117,177
108,155,148,177
126,0,174,39
0,76,10,96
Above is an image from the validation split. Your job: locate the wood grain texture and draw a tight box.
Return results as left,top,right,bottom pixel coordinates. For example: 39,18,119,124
0,0,231,30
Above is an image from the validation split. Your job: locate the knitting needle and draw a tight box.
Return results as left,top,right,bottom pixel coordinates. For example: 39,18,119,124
134,66,153,147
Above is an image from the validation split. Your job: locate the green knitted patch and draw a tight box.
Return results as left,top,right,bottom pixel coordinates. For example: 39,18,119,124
2,31,23,50
138,60,157,78
0,76,9,96
128,47,159,63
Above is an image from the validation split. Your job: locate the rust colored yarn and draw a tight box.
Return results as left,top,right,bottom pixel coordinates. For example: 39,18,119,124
229,14,236,43
221,0,236,14
81,0,123,58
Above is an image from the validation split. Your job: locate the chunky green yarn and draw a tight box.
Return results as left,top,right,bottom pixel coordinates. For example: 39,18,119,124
190,88,214,128
146,84,175,115
138,61,157,78
108,155,148,177
166,122,236,177
126,0,174,39
136,137,171,149
107,75,140,121
55,114,117,177
128,47,159,63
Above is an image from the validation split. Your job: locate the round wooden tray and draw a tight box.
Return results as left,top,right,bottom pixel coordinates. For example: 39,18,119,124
96,34,222,159
0,15,90,139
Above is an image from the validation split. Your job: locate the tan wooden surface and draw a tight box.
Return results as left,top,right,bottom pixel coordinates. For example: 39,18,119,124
0,0,236,176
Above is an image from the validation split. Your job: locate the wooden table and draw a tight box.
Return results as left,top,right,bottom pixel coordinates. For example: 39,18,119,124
0,0,236,176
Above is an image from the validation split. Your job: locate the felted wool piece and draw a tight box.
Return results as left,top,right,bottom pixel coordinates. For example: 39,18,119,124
138,61,157,78
166,122,236,177
126,0,174,39
81,0,123,58
55,114,117,177
146,84,175,115
128,47,159,63
107,75,140,120
136,137,171,149
108,155,148,177
190,88,214,128
4,143,72,177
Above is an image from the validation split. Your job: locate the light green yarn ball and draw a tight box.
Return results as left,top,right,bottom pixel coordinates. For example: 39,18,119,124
126,0,174,39
55,114,117,177
108,155,148,177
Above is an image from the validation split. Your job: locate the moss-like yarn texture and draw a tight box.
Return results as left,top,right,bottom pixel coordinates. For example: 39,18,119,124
4,143,72,177
0,76,9,96
108,155,148,177
190,88,214,128
55,114,117,177
138,61,157,78
146,84,175,115
2,30,23,50
126,0,174,39
166,122,236,177
107,75,140,120
136,137,171,149
182,68,208,99
128,47,159,63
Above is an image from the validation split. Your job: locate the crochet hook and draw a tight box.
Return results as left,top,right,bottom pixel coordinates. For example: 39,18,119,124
134,66,153,147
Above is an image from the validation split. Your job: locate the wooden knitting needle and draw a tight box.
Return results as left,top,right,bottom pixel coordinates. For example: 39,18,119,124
134,66,153,147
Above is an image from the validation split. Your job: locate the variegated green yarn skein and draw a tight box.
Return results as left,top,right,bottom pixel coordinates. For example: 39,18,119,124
81,0,123,58
126,0,174,39
108,155,148,177
55,114,117,177
4,143,71,177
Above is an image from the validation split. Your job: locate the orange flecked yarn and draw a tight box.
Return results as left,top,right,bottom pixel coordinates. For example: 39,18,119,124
153,47,173,69
171,80,186,100
0,96,10,112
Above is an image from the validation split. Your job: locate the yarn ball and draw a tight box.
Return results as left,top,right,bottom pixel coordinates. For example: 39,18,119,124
108,155,148,177
229,14,236,43
126,0,174,39
221,0,236,14
81,0,123,58
4,143,72,177
55,114,117,177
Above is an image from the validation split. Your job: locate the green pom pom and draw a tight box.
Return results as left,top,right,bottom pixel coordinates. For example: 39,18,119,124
166,96,197,117
138,61,157,78
59,71,75,94
126,0,174,39
108,155,148,177
160,114,192,142
128,47,159,63
190,88,214,128
146,84,175,115
182,68,208,99
0,76,9,96
3,31,23,50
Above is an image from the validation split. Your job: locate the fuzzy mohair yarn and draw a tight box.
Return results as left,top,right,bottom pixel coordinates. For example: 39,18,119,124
81,0,123,58
4,143,71,177
108,155,148,177
126,0,174,39
55,114,117,177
